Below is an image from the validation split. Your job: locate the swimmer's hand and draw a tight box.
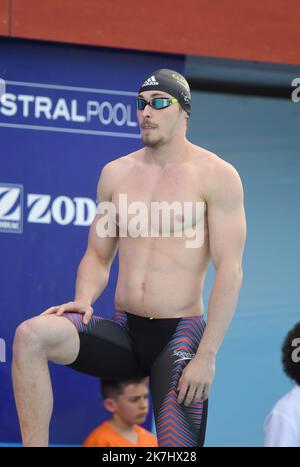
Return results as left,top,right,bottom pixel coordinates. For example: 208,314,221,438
40,301,94,325
177,352,215,406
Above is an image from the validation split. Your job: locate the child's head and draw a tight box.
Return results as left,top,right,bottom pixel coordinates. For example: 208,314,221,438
100,377,150,425
282,322,300,385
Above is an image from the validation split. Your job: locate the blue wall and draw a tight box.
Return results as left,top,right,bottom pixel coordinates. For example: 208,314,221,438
0,38,184,444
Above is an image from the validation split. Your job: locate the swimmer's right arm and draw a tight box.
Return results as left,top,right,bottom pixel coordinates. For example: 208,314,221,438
41,163,119,324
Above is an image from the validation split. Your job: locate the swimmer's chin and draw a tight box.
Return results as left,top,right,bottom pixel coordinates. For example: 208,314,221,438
141,136,164,148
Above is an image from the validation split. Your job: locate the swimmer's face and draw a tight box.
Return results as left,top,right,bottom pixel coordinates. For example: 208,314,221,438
104,382,150,425
137,90,186,148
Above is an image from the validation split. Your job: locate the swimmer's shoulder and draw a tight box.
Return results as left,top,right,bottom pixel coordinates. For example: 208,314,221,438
188,142,242,184
100,149,143,174
97,150,143,196
188,142,244,202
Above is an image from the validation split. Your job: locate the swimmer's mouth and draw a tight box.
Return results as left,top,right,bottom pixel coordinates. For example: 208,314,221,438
142,122,157,129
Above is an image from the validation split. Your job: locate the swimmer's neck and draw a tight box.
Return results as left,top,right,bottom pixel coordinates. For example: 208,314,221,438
143,138,190,168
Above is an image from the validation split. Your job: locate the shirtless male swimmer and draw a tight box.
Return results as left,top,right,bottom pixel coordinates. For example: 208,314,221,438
12,69,246,447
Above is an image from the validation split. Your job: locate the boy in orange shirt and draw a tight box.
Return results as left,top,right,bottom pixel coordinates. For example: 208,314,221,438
83,377,157,447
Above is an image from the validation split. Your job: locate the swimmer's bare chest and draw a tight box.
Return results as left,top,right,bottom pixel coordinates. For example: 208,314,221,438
113,156,211,318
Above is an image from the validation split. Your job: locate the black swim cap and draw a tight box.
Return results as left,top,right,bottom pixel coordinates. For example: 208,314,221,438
138,69,191,116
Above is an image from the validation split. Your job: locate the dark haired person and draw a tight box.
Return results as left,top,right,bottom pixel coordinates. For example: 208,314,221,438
83,377,157,447
264,322,300,447
12,69,246,447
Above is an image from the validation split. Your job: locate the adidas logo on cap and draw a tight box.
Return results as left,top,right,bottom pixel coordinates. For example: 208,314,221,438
141,75,159,87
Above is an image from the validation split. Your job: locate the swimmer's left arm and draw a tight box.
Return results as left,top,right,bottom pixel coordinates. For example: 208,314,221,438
197,161,246,356
177,161,246,406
